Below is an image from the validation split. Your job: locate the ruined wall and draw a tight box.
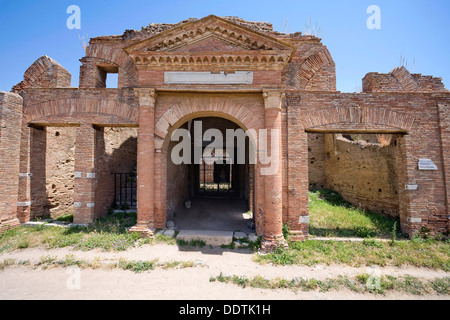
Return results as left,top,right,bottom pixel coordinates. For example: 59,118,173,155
42,126,138,220
0,92,23,231
437,104,450,233
363,66,447,93
285,38,336,91
286,91,450,236
324,134,400,217
307,133,327,189
12,55,71,93
95,127,138,218
45,127,76,218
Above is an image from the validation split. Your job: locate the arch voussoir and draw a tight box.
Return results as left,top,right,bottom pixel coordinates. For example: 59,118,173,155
302,106,414,132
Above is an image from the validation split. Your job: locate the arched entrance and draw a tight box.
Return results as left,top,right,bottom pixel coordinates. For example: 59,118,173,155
131,89,289,251
165,116,255,232
146,92,266,236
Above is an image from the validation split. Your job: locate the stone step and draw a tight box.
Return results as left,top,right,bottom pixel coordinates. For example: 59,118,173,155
176,230,234,246
113,209,136,214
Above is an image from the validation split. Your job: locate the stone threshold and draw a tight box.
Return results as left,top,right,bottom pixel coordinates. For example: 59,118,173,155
175,230,258,246
22,220,89,229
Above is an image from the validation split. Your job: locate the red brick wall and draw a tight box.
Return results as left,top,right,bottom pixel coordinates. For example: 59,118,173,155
437,104,450,234
286,91,450,236
3,17,449,242
323,133,400,218
12,56,71,92
363,66,447,93
0,92,23,231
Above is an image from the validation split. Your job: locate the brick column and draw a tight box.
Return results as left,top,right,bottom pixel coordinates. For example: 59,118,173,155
0,92,23,231
260,90,288,252
29,126,48,220
129,88,156,237
16,125,47,223
437,104,450,234
154,149,167,229
16,125,48,222
17,125,33,223
73,123,97,224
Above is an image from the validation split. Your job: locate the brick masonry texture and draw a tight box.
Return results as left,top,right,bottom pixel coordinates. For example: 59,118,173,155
1,15,449,245
322,133,400,218
0,92,23,232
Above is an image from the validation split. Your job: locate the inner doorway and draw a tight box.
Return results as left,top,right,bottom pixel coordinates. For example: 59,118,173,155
197,150,234,197
166,116,254,232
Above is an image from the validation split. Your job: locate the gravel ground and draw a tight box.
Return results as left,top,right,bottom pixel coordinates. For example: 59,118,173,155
1,244,449,300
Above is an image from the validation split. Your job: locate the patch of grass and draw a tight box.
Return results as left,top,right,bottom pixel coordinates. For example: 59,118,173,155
232,275,249,288
176,239,206,248
160,260,195,269
76,232,140,252
255,239,450,271
430,277,450,295
209,273,450,296
45,232,84,249
17,238,30,249
249,275,271,289
397,275,427,295
55,214,74,223
308,189,400,239
259,247,299,266
154,233,177,245
61,254,85,267
0,212,143,253
118,259,156,273
39,255,57,265
0,258,16,270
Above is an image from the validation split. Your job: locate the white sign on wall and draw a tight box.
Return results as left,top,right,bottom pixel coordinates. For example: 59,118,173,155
164,71,254,85
405,184,418,191
418,159,438,171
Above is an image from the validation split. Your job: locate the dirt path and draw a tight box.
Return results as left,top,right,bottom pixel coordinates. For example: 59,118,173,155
1,244,449,300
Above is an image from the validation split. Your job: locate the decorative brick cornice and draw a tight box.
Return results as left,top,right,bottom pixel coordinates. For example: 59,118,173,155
124,15,296,71
129,52,291,71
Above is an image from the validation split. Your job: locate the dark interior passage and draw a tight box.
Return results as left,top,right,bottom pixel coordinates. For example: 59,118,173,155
166,117,254,231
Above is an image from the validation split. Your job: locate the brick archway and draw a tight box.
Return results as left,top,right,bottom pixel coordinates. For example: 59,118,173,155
289,105,416,238
300,106,415,133
24,98,139,125
154,96,265,149
152,94,265,232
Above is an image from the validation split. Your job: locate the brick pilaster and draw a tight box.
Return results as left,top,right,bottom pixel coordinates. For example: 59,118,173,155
260,90,289,252
17,126,32,223
73,123,97,224
29,126,48,220
437,104,450,234
129,88,156,237
0,92,23,231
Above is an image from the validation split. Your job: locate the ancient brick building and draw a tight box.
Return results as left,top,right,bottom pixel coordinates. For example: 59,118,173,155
1,15,449,249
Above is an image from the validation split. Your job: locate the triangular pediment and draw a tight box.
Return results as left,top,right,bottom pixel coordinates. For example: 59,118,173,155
125,15,295,53
164,35,253,53
124,15,296,70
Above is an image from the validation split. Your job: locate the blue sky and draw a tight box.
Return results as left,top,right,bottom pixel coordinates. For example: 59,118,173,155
0,0,449,92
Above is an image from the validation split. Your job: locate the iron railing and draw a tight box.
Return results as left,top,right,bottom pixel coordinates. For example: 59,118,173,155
112,173,137,209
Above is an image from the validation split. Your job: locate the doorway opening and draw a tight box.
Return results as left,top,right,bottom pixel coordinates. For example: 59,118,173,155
307,132,402,238
166,116,255,232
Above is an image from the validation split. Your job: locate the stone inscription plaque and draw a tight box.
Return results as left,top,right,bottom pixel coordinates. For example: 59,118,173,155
164,71,254,85
418,159,438,171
